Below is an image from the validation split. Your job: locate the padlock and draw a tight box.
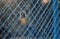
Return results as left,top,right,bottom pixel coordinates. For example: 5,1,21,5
19,11,28,25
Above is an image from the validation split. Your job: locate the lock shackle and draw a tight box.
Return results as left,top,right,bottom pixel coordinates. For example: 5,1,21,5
20,11,26,18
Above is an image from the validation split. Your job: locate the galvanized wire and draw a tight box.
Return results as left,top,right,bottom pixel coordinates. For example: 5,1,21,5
0,0,59,39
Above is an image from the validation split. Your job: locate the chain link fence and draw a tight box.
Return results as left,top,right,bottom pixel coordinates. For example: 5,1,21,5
0,0,59,39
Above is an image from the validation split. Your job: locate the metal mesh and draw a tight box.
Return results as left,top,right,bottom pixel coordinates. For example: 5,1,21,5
0,0,59,39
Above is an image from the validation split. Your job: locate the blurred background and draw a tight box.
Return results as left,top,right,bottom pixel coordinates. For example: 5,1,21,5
0,0,60,39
